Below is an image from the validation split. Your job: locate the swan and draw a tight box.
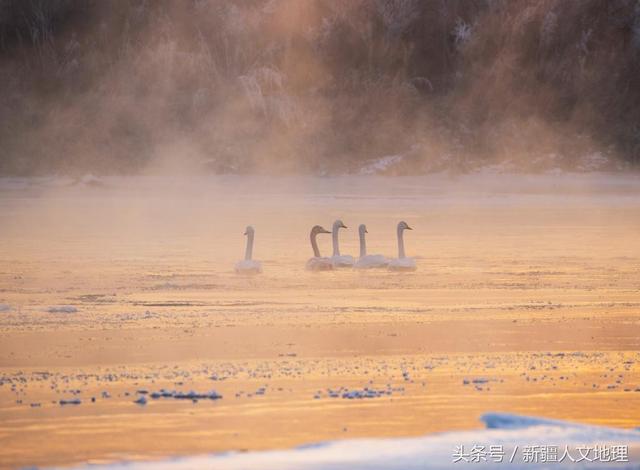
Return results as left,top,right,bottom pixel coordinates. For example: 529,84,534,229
330,220,354,268
388,221,417,271
305,225,333,271
354,224,388,269
234,225,262,274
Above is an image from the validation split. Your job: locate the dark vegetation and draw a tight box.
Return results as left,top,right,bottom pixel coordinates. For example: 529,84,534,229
0,0,639,175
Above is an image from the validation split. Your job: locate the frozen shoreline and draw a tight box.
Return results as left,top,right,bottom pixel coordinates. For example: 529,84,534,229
2,173,640,207
2,171,640,189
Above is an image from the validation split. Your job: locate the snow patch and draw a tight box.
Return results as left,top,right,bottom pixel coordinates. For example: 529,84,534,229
359,155,403,175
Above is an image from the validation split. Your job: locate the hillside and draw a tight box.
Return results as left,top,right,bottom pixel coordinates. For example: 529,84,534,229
0,0,638,175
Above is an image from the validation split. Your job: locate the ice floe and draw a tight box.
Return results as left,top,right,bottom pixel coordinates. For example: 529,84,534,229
59,398,81,406
133,395,147,406
47,306,78,313
148,389,222,402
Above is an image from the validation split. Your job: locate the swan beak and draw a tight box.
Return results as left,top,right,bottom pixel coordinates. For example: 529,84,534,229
341,223,348,229
365,229,368,233
406,225,413,230
243,231,247,235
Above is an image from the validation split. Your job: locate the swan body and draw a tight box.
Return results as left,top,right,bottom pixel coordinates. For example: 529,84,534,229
306,225,333,271
235,226,262,274
331,254,355,267
234,259,262,273
356,254,388,269
330,220,354,268
354,224,388,269
306,257,333,271
388,221,417,271
387,257,416,271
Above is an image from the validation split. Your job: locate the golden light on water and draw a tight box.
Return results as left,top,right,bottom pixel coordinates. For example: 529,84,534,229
1,174,639,467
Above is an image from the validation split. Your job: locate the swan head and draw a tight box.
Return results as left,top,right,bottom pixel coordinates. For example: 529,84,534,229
359,224,368,235
397,221,412,231
311,225,331,236
333,220,347,231
244,225,255,236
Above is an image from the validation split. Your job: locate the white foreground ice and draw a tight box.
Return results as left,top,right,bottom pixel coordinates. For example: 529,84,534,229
69,413,640,469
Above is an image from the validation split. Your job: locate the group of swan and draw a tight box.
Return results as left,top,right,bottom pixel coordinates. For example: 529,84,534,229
235,221,416,273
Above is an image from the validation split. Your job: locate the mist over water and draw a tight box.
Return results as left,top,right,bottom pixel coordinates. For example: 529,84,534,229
0,0,639,175
2,172,639,268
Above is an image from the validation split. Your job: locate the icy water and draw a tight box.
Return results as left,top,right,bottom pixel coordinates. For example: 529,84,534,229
1,174,640,468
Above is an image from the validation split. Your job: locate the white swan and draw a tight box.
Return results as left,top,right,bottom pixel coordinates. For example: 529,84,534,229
388,221,417,271
234,226,262,274
354,224,388,269
330,220,354,268
305,225,333,271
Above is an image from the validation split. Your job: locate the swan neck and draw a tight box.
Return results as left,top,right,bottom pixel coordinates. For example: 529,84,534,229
397,227,406,259
245,231,254,260
359,230,366,258
310,232,321,257
332,229,340,256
